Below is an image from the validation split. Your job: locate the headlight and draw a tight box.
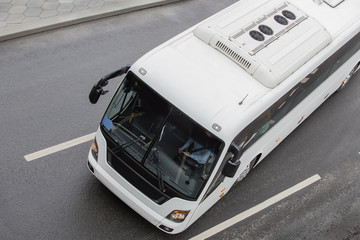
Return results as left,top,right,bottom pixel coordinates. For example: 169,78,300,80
167,210,190,223
91,137,99,161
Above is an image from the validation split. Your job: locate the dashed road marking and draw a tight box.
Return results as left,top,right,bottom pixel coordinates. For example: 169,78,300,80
24,132,96,162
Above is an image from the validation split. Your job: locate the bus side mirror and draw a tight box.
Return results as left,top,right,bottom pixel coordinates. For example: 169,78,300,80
222,157,240,178
89,85,104,104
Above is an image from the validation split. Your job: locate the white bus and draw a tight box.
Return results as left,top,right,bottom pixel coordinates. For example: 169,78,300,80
87,0,360,234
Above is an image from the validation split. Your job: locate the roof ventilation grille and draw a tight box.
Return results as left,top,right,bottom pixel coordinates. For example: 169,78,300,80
215,41,252,69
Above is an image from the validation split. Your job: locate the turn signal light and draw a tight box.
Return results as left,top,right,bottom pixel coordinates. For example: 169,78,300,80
91,138,99,161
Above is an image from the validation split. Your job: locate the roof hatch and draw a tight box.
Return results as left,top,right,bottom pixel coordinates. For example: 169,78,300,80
323,0,345,8
194,0,332,88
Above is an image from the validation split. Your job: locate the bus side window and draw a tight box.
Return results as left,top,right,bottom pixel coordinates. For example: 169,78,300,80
328,34,360,76
202,143,238,201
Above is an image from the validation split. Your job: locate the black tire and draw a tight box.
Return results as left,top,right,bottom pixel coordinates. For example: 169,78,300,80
337,62,360,92
249,154,261,169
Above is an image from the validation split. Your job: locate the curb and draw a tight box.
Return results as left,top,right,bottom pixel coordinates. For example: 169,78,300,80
0,0,181,42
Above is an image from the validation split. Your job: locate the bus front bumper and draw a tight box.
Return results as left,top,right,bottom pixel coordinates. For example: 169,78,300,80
87,153,187,234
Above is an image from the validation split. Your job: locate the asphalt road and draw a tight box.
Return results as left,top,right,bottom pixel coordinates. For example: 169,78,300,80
1,0,359,239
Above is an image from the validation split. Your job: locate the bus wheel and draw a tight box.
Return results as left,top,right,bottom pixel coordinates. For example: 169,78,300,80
337,62,360,92
249,154,261,169
235,154,261,183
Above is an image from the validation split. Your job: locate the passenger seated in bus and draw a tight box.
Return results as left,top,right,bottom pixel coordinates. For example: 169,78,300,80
257,111,275,135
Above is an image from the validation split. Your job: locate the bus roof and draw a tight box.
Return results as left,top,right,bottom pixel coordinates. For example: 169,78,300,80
193,0,360,88
132,0,360,137
133,34,268,134
291,0,360,38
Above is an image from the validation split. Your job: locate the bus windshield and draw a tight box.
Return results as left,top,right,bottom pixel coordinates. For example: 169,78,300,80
102,72,223,198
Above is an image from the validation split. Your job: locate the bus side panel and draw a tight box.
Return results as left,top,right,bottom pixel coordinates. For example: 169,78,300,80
237,48,360,175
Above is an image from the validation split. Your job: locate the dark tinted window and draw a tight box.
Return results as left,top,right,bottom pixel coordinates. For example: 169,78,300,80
234,31,360,150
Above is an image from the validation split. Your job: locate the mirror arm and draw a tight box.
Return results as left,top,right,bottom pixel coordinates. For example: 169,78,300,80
96,65,131,88
229,142,241,160
89,65,131,104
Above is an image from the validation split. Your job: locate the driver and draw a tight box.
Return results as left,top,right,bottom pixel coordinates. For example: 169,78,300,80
178,133,213,165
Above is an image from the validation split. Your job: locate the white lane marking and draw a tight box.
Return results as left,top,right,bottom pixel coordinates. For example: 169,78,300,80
24,132,96,162
190,174,321,240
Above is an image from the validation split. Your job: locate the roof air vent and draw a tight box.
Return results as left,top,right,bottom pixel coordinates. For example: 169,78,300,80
274,15,288,25
282,10,296,20
249,30,265,41
259,25,274,35
192,0,331,88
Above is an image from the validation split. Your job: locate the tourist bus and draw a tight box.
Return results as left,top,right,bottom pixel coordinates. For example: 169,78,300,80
87,0,360,234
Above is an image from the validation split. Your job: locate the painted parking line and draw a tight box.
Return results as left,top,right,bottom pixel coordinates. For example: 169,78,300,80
190,174,321,240
24,132,96,162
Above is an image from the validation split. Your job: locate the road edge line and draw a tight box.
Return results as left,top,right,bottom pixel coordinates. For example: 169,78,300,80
190,174,322,240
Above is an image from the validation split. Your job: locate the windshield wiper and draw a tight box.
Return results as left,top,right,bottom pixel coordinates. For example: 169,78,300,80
111,135,145,153
121,135,146,150
153,148,165,192
157,166,165,193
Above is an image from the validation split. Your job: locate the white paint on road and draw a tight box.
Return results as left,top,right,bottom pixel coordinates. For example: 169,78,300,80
24,132,96,162
190,174,321,240
24,133,321,239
